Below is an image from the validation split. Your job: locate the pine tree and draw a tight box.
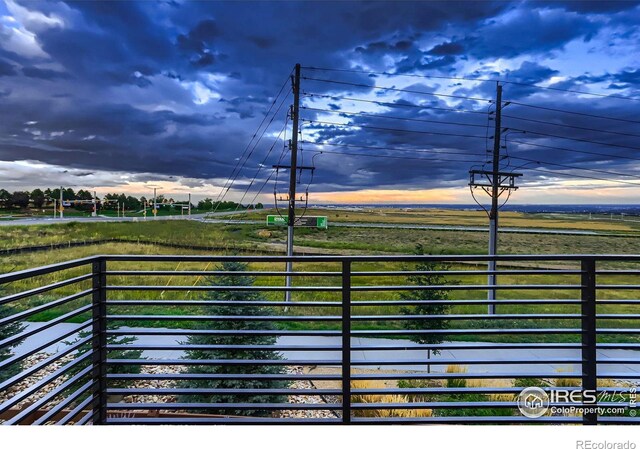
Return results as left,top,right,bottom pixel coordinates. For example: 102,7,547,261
400,245,456,370
0,289,26,383
179,261,288,416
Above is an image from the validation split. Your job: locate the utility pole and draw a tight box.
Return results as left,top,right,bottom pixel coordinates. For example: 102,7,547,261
285,63,301,303
59,186,64,219
468,83,521,315
153,188,158,219
487,83,502,315
92,191,97,217
188,193,192,216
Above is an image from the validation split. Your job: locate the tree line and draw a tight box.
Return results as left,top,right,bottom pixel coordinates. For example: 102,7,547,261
0,188,264,212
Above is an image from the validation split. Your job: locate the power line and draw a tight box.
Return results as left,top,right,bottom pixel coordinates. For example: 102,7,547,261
301,76,492,102
247,169,276,208
209,82,291,215
508,101,640,125
505,127,640,152
306,144,640,186
507,155,640,181
302,141,482,158
509,139,640,163
302,92,490,115
233,118,290,209
309,148,485,163
210,71,292,213
301,65,640,102
525,167,640,187
301,106,487,128
302,119,488,140
502,114,640,139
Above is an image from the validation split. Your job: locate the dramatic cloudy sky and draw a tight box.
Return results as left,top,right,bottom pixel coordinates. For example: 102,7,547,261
0,0,639,204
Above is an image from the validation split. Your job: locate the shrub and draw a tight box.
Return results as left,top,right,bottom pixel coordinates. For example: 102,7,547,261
514,377,547,389
437,365,516,417
446,364,468,389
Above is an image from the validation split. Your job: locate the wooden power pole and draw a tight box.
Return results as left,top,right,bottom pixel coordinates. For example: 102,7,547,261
469,83,521,314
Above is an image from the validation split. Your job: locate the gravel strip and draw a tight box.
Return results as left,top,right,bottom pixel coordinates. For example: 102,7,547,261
280,366,337,419
0,352,74,407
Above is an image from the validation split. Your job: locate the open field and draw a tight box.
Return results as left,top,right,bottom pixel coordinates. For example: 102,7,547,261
229,208,640,234
1,211,639,343
0,221,255,250
2,242,639,343
2,219,640,257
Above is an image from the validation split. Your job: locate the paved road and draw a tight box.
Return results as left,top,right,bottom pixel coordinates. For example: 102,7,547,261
16,323,640,378
0,209,257,227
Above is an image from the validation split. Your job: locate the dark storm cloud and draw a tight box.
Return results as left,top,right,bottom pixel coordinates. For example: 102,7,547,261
0,0,638,196
455,8,598,60
22,66,70,80
553,1,640,13
428,41,465,56
0,59,16,76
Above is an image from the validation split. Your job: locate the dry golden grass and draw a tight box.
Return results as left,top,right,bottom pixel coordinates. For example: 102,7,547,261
553,368,582,388
350,379,433,418
237,207,640,233
445,364,468,388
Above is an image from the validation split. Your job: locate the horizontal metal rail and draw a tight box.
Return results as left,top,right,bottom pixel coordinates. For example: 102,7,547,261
107,373,344,381
0,257,94,284
33,380,95,425
106,402,343,410
0,289,93,327
106,388,342,396
6,366,93,425
56,395,94,426
106,417,342,424
0,333,92,392
0,303,93,351
2,253,640,426
0,273,93,307
0,351,93,414
0,322,91,376
106,300,343,307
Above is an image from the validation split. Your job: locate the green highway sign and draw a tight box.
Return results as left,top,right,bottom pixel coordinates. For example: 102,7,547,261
266,215,287,226
266,215,328,229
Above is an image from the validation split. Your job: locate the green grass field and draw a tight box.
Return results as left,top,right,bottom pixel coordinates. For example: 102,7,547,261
3,218,640,256
1,236,638,343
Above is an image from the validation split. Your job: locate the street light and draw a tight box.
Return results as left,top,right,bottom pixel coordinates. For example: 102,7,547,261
148,186,163,219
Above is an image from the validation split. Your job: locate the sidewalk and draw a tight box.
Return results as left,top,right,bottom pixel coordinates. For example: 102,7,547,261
16,323,640,378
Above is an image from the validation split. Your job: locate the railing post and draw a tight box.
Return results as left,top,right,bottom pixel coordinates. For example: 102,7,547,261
341,260,352,424
91,257,107,424
580,258,597,425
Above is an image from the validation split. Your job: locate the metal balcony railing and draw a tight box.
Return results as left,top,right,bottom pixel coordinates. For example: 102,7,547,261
0,254,639,424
